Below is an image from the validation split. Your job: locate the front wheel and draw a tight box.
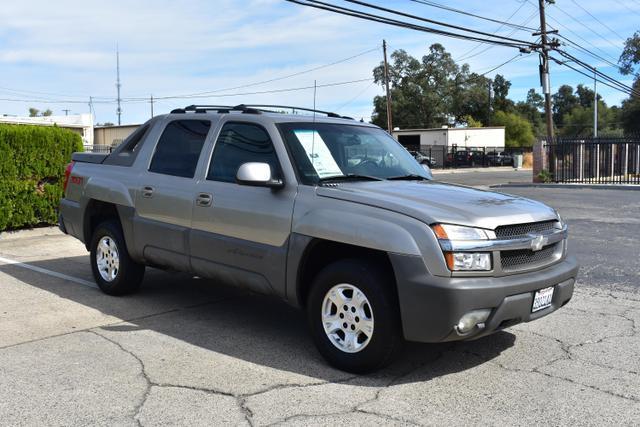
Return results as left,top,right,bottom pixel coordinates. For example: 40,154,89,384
307,259,403,373
90,220,145,296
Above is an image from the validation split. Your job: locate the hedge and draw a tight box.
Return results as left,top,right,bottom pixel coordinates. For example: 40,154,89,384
0,124,83,231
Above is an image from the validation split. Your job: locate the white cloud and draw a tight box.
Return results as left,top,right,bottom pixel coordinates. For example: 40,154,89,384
0,0,636,123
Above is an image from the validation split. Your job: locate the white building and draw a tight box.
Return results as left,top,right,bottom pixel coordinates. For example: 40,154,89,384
0,113,94,145
392,126,505,150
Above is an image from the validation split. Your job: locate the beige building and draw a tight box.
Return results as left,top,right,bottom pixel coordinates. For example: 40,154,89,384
93,124,140,148
392,126,505,150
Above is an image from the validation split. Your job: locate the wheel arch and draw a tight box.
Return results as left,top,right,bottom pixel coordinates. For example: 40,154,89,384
289,236,397,309
82,199,137,257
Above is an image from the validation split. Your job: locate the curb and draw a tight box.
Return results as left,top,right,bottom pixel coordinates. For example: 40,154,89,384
432,167,532,175
0,226,63,241
490,183,640,191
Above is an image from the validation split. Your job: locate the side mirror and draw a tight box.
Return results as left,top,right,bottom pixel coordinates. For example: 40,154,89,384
236,162,284,188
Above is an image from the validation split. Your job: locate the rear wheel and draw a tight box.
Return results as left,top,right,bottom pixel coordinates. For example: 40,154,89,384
90,220,144,295
307,259,403,373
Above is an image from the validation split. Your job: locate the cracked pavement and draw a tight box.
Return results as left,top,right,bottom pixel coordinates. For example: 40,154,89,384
1,185,639,426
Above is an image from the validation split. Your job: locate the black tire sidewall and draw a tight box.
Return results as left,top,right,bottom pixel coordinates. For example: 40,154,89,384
89,220,143,295
307,259,402,373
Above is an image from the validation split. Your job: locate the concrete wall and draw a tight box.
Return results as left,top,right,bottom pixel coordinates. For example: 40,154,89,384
94,125,139,147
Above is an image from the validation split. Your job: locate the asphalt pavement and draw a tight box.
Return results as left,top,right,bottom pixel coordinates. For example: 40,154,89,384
1,174,639,426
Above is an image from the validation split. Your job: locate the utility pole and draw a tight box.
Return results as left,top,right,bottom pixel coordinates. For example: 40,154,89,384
538,0,554,144
116,45,122,126
487,79,492,123
382,40,393,133
150,94,154,118
593,68,598,138
62,109,71,116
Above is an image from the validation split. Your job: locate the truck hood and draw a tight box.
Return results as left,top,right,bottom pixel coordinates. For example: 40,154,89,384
316,180,558,230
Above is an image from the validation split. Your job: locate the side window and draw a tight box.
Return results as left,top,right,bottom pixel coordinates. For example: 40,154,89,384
121,124,149,153
149,120,211,178
207,122,280,183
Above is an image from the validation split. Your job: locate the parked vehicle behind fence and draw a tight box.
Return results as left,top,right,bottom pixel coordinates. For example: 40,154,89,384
59,104,578,373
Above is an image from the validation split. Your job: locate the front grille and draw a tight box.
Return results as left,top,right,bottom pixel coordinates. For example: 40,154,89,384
501,243,558,271
495,220,557,240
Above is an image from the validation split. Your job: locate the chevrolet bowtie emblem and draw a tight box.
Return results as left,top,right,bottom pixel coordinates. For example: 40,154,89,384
530,234,548,252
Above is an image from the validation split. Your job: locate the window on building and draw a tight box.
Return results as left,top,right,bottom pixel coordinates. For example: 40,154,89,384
149,120,211,178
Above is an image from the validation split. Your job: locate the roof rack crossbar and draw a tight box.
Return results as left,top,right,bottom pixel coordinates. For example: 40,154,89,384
170,105,262,114
170,104,353,119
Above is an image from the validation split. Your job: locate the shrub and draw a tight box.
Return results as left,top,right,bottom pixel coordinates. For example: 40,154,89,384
491,110,535,148
0,124,82,231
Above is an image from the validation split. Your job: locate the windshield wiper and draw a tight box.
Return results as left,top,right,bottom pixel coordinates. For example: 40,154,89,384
387,174,430,181
318,174,384,184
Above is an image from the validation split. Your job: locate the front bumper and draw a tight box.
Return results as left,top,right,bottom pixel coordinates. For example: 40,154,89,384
389,253,578,343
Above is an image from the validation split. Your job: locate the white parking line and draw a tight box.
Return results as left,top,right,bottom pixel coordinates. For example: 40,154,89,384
0,255,98,289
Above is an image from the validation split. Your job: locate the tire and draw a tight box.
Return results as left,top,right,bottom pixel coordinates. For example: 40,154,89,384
89,220,145,296
307,259,403,373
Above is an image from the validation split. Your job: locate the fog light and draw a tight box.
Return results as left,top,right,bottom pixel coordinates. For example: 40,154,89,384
445,252,492,271
456,309,491,334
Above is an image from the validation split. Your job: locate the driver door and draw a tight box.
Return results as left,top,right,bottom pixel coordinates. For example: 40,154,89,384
189,121,296,294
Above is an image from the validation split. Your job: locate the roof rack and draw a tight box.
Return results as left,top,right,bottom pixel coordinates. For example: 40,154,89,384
170,104,353,120
239,104,353,120
170,105,262,114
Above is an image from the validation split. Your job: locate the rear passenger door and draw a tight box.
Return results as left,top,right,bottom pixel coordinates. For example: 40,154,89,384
189,121,297,295
134,119,211,271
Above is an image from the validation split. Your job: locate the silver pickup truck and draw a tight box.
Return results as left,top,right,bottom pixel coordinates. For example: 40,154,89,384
59,105,578,373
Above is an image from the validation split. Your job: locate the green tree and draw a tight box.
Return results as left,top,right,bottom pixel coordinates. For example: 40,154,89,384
491,110,535,148
560,100,621,137
28,108,39,117
42,109,53,117
621,79,640,134
460,115,483,127
492,74,514,112
515,88,545,137
551,85,579,125
619,32,640,134
372,44,496,128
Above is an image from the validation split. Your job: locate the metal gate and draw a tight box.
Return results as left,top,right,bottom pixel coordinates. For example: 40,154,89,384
545,137,640,184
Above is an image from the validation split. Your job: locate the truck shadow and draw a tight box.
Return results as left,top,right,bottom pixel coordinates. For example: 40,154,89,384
0,255,516,386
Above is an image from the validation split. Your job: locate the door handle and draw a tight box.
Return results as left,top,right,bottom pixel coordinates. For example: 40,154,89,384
196,193,212,207
142,186,154,198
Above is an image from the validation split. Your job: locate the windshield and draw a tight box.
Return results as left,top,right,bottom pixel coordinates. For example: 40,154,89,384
277,122,430,185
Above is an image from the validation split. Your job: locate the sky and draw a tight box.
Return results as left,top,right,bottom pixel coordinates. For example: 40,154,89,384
0,0,637,126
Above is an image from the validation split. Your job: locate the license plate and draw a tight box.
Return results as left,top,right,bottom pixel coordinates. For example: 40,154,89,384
532,286,554,312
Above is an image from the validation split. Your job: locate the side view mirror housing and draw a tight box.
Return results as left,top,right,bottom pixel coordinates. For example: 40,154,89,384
236,162,284,189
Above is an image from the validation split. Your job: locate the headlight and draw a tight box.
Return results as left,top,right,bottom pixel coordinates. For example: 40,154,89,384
432,224,491,240
432,224,493,271
445,252,492,271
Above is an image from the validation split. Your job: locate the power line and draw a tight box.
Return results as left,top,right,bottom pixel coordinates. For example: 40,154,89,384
612,0,640,18
408,0,537,32
145,45,380,100
0,46,380,105
340,0,536,46
551,51,640,97
550,2,623,52
557,50,637,93
457,11,539,62
0,78,376,104
551,56,635,97
285,0,536,48
455,1,533,61
568,0,626,42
